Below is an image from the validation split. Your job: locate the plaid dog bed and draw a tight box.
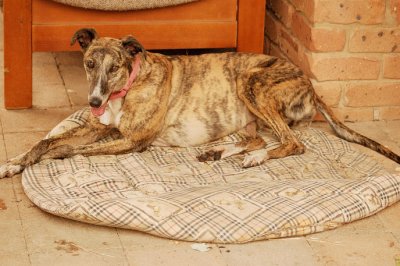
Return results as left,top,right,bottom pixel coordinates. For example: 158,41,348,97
22,108,400,243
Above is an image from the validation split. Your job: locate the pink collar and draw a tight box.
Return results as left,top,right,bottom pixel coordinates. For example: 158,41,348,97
109,56,141,100
91,56,141,117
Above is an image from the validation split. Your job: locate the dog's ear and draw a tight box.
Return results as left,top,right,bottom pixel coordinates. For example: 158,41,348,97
71,28,98,52
121,36,146,58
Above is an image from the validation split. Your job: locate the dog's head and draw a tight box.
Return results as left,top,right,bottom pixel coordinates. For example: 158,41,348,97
71,28,145,115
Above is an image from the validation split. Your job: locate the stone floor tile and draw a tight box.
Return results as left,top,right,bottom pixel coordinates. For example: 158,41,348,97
3,131,47,159
33,67,63,87
0,252,31,266
219,237,318,266
123,241,224,266
55,52,83,66
64,67,89,106
0,177,20,221
307,231,400,266
377,202,400,233
349,214,387,233
0,220,27,255
119,228,224,265
117,228,176,248
32,83,70,108
32,52,56,66
0,108,73,133
61,67,89,106
59,65,88,107
32,54,63,87
21,211,125,256
30,251,128,266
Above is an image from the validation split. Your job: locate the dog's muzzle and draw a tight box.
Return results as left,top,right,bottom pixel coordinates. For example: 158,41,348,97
89,97,102,108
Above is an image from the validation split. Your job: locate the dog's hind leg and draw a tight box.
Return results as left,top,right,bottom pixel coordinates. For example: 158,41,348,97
240,102,305,167
237,71,306,167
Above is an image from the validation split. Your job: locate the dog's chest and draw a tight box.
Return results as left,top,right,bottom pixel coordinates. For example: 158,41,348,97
99,99,124,127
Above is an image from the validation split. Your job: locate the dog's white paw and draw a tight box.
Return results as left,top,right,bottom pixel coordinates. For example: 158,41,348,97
0,163,23,178
242,150,268,168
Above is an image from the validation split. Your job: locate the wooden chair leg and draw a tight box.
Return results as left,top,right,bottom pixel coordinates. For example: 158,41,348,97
237,0,266,53
4,0,33,109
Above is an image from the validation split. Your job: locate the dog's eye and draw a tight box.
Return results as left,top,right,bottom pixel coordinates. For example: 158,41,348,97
110,65,119,73
86,60,95,69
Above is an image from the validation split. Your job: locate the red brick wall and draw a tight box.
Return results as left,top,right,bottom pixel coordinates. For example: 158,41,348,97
264,0,400,121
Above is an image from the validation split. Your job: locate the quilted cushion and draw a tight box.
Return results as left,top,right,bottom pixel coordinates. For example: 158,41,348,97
50,0,199,11
22,108,400,243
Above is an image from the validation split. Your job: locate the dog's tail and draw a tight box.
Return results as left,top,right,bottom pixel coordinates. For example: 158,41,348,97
314,94,400,164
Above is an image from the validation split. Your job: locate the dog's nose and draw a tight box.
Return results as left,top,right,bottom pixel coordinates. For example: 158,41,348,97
89,97,102,108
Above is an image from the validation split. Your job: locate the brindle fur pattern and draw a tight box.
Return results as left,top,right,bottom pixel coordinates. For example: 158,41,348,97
1,28,399,178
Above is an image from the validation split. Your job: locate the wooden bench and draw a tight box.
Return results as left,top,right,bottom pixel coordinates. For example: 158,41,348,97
4,0,266,109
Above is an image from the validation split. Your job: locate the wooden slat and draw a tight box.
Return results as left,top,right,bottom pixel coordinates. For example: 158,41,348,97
4,0,33,109
32,0,237,24
237,0,266,53
33,22,237,51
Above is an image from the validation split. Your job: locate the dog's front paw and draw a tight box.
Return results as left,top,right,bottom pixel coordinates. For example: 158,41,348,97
242,150,268,168
197,149,223,162
197,144,247,162
0,163,23,178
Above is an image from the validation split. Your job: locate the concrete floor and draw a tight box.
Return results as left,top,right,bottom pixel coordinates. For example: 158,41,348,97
1,13,400,266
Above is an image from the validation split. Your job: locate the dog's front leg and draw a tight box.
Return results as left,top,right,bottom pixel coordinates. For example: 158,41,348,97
40,137,148,160
0,120,112,178
0,137,64,178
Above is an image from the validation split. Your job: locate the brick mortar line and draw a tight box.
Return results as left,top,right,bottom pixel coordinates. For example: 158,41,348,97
344,105,400,108
311,22,399,28
313,79,400,83
297,47,396,57
344,26,351,53
338,82,346,108
385,0,397,25
379,49,385,80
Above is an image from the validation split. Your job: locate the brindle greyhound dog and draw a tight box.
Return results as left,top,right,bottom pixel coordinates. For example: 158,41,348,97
1,28,399,178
